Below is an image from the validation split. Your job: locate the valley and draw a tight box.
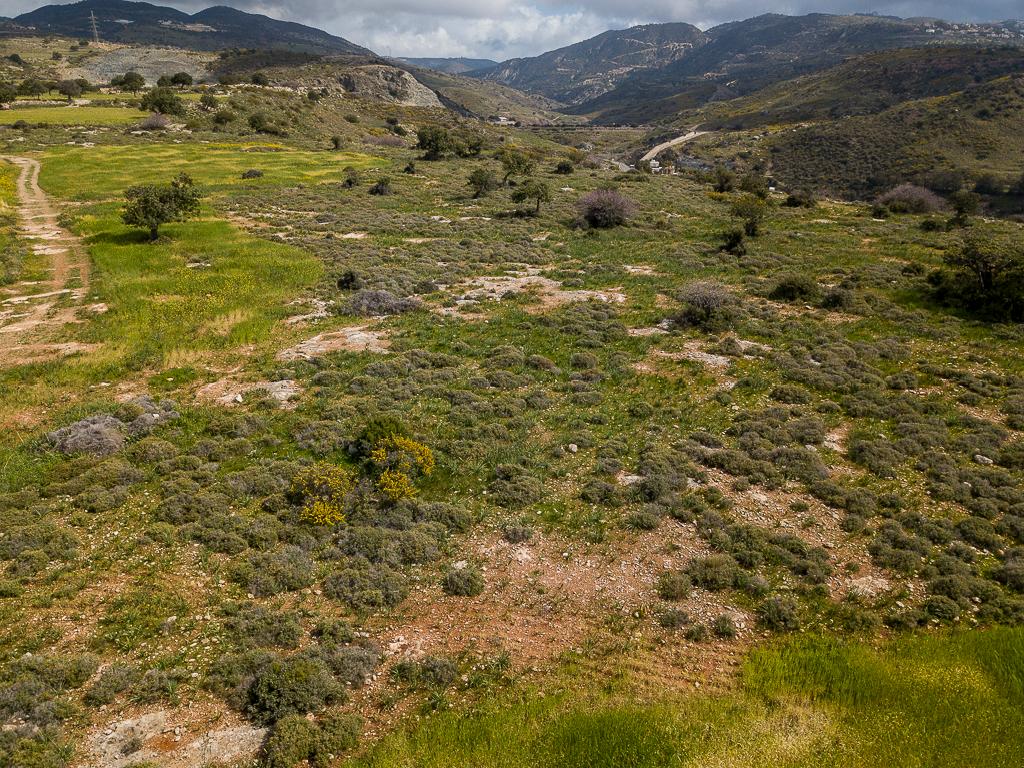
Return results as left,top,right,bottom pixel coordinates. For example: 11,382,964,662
0,2,1023,767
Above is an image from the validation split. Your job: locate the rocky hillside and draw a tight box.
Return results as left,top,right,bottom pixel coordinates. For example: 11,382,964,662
471,14,1024,124
12,0,371,55
471,22,706,105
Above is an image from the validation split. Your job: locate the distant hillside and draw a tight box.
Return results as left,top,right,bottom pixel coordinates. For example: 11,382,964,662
768,73,1024,198
473,14,1023,124
12,0,371,55
695,45,1024,130
471,23,706,105
399,57,497,75
401,64,577,125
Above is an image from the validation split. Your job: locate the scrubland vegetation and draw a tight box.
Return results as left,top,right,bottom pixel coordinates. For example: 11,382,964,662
0,33,1023,768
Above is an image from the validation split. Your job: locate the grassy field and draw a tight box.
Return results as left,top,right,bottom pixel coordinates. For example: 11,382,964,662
0,105,142,126
350,628,1024,768
1,82,1023,768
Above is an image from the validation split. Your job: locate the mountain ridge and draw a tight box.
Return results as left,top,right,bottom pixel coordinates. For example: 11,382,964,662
10,0,371,55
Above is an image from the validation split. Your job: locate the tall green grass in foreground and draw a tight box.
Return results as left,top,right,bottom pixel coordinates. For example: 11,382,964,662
348,628,1024,768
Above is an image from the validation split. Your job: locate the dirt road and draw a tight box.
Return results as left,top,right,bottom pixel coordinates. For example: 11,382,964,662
639,128,709,162
0,156,93,365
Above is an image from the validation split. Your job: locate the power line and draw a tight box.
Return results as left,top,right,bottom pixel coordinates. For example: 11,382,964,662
89,11,100,45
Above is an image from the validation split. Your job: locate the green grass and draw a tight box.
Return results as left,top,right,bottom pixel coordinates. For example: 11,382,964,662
0,105,142,126
39,142,382,200
348,628,1024,768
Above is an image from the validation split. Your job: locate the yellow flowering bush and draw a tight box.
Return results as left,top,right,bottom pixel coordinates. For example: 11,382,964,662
376,469,418,502
291,462,354,526
370,435,435,501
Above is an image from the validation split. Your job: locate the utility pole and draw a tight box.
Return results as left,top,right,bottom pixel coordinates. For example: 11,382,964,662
90,11,100,45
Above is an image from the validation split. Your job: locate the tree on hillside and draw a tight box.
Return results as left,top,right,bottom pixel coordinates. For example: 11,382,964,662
0,81,16,106
57,80,82,102
140,87,185,116
933,229,1024,321
511,179,551,215
416,126,454,160
157,75,173,88
17,79,47,100
171,72,194,89
122,174,201,241
950,189,981,227
497,146,534,185
467,168,499,198
730,194,768,237
114,71,146,94
711,164,735,193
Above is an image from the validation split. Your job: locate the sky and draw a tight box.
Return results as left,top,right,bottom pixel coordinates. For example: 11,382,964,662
6,1,1023,59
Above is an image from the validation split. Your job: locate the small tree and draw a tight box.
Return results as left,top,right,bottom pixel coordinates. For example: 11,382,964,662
711,164,735,193
157,75,173,88
497,146,534,185
512,179,551,214
0,81,18,106
730,194,768,237
416,125,453,160
57,80,82,102
117,71,146,94
945,231,1021,294
251,72,269,86
949,189,981,227
17,78,47,99
140,87,184,116
199,93,218,110
171,72,193,89
467,168,499,198
122,174,201,241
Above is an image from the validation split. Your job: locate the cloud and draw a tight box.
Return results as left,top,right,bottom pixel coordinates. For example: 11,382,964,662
6,0,1022,59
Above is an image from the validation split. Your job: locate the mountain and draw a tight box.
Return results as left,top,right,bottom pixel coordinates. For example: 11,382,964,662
768,72,1024,198
575,14,1024,123
399,57,498,75
694,45,1024,130
13,0,371,55
471,13,1024,124
471,22,706,105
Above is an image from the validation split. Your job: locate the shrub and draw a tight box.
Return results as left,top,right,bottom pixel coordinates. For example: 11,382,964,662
322,561,408,610
46,414,124,456
877,184,945,214
657,607,690,629
769,273,821,303
246,656,343,724
655,571,692,601
369,177,393,196
262,715,319,768
576,189,637,228
712,614,738,639
139,112,170,131
442,564,484,596
686,554,741,591
223,604,302,649
758,595,801,631
342,290,420,316
502,525,533,544
291,463,354,526
468,168,499,198
232,547,316,597
241,169,264,179
139,87,184,116
554,160,574,174
783,189,816,208
673,281,738,331
84,664,140,706
392,655,457,688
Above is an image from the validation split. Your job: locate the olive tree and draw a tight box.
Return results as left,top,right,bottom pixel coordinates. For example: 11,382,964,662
122,174,201,241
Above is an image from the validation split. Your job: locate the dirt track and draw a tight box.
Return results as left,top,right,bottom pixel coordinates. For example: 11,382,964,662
0,156,93,366
640,128,709,162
